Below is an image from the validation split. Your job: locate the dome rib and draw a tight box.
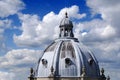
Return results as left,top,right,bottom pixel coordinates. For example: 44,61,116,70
52,41,63,77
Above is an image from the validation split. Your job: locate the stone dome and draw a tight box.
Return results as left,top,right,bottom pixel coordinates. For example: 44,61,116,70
34,13,101,79
36,38,100,78
27,12,111,80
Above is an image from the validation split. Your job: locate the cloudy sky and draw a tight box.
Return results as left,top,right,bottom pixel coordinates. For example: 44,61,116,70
0,0,120,80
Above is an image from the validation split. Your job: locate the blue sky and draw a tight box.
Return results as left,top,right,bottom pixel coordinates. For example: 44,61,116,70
0,0,120,80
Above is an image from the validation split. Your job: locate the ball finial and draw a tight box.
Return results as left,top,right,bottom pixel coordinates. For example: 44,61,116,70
65,12,68,18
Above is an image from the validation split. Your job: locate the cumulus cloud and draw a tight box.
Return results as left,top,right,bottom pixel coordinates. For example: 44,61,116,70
0,1,119,80
74,19,116,42
82,0,120,80
85,0,120,59
0,0,25,18
59,5,86,19
0,71,15,80
0,49,41,80
14,5,86,47
0,0,24,55
87,0,120,36
0,0,24,42
0,49,41,68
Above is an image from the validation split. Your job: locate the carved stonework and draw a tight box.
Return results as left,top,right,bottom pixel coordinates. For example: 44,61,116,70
49,66,55,77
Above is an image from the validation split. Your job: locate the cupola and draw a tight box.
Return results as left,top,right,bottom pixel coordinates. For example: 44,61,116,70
59,12,74,37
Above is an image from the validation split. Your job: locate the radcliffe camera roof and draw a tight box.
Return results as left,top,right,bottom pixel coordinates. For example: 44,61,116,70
35,13,100,78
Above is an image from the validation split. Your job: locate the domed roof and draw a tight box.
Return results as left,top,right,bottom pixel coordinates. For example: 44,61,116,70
34,12,101,79
36,38,100,78
60,12,73,28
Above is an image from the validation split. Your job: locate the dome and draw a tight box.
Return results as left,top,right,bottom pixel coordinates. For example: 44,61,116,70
59,12,74,38
28,12,109,80
36,38,100,78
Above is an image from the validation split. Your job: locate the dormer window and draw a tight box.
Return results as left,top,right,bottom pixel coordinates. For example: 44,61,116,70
65,58,71,65
42,59,48,67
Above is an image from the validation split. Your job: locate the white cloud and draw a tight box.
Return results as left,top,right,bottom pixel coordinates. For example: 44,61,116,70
59,5,86,19
0,49,41,68
74,19,117,43
0,49,41,80
0,0,24,46
87,0,120,36
0,0,24,55
14,5,86,47
0,0,25,18
85,0,120,56
0,71,15,80
84,0,120,80
0,0,119,79
101,25,116,38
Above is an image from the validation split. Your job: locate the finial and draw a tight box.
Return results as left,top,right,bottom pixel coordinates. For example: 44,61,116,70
30,68,34,74
100,68,106,80
30,68,34,80
107,75,110,80
65,12,68,18
101,68,104,74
